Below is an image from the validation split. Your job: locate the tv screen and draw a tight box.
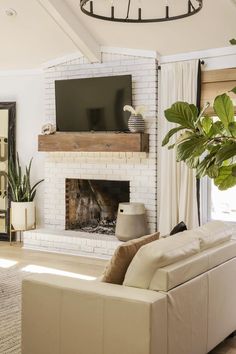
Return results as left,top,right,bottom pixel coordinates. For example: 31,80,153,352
55,75,132,132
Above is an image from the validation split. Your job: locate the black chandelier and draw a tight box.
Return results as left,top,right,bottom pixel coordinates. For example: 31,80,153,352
80,0,203,23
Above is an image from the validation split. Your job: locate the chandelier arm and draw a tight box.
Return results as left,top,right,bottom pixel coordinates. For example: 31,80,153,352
126,0,131,20
188,0,196,12
80,0,203,23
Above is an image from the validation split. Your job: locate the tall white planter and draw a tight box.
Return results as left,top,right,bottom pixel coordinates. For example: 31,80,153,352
11,201,35,231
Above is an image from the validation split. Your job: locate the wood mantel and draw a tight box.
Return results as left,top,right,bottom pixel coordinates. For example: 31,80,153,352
38,132,149,153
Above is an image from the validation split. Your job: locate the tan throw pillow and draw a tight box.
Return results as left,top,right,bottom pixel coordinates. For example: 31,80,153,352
101,232,160,285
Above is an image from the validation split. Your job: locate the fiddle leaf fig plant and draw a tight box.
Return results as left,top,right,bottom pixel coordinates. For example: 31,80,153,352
162,88,236,191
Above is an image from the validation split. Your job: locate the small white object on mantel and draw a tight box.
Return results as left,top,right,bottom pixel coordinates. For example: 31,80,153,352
41,123,56,135
23,228,122,259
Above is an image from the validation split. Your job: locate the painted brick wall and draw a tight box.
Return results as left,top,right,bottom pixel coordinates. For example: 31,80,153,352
43,52,158,233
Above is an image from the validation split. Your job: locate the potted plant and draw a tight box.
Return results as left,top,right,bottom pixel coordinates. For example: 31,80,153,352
162,87,236,190
7,153,44,230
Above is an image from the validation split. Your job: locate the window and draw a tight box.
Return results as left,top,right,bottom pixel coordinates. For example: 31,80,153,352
210,181,236,222
200,177,236,224
200,68,236,224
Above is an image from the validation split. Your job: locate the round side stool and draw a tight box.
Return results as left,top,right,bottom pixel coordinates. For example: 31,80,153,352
115,202,148,241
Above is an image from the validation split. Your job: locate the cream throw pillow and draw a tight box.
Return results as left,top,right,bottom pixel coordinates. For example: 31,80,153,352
123,235,200,289
181,220,232,250
101,232,160,285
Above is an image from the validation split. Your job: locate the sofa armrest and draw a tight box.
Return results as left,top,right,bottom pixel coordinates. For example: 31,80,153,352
22,274,167,354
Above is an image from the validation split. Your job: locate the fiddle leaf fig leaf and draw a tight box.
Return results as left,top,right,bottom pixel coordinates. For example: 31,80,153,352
202,116,213,135
162,126,185,146
215,143,236,165
196,153,215,178
186,156,199,169
232,166,236,177
208,121,225,137
175,131,193,145
189,104,199,120
230,87,236,94
214,164,236,190
213,93,234,131
164,102,196,129
228,122,236,137
168,143,176,150
206,165,219,178
176,136,207,162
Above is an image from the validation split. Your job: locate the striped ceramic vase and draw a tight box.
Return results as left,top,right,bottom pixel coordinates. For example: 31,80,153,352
128,114,145,133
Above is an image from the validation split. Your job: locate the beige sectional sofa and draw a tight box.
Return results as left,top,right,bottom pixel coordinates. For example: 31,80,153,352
22,221,236,354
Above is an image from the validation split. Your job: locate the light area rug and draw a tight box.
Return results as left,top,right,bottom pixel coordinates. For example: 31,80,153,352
0,265,26,354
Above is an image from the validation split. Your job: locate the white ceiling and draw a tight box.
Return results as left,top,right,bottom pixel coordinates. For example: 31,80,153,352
0,0,235,70
0,0,78,70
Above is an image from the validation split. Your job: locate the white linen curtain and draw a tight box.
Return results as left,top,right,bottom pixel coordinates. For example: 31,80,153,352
158,60,199,235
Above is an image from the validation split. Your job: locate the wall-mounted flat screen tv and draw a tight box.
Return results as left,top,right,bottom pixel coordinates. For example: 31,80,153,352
55,75,132,132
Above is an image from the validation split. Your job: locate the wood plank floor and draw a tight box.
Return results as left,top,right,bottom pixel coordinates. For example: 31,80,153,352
0,241,106,276
0,242,235,354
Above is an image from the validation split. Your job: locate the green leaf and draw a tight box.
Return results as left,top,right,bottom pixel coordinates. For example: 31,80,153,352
30,190,37,202
186,156,199,169
215,143,236,165
176,136,207,162
189,104,199,121
30,179,44,197
213,93,234,131
232,166,236,177
208,121,225,137
228,122,236,137
206,144,222,155
202,116,213,135
214,164,236,190
164,102,197,129
206,164,219,178
230,87,236,94
175,131,193,145
168,143,176,150
6,153,43,202
162,126,185,146
196,154,215,178
230,39,236,45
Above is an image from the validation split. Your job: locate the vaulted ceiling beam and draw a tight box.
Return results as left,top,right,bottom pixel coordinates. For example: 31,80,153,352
37,0,101,63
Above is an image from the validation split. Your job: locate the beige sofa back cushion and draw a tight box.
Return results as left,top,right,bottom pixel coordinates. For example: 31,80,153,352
101,232,159,285
149,240,236,292
182,220,232,250
123,235,200,289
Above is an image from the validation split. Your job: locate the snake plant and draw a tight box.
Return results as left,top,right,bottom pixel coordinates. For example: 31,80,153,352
162,87,236,191
7,153,44,202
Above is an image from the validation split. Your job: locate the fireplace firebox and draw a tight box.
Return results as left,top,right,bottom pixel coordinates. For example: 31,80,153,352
65,179,129,235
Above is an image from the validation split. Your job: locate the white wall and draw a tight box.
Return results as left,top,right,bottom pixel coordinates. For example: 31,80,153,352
0,72,45,225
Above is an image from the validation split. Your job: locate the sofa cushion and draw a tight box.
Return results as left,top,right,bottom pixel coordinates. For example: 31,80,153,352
149,240,236,292
101,232,159,285
182,221,232,250
123,235,200,289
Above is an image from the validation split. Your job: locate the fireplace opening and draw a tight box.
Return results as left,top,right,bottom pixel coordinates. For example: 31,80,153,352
65,179,130,235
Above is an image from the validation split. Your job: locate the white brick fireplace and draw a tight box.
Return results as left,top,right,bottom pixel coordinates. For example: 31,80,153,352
24,51,158,259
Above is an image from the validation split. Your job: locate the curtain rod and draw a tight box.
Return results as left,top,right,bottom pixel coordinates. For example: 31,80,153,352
158,60,205,70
